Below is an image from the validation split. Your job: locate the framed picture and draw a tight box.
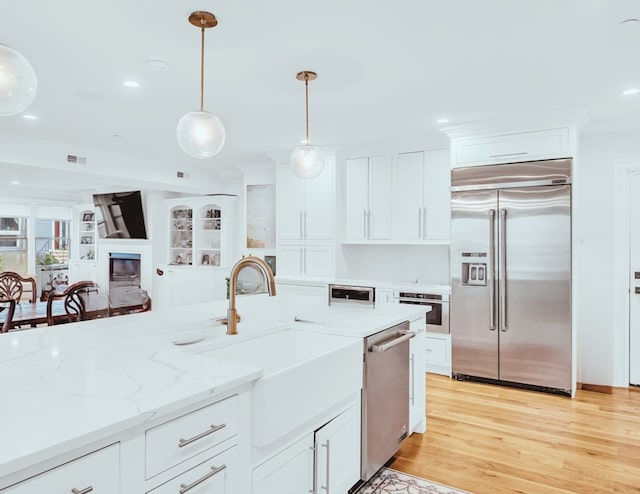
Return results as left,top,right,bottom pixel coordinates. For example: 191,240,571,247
246,184,275,248
80,236,93,245
82,212,94,221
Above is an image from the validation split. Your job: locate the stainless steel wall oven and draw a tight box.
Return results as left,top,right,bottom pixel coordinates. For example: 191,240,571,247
394,291,450,334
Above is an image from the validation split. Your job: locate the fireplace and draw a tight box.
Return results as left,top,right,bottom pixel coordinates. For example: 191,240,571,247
108,252,149,313
109,252,141,290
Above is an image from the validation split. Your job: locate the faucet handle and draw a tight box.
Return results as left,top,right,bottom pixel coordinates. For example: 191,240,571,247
221,313,241,325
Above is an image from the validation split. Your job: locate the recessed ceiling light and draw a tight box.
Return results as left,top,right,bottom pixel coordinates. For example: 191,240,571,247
123,80,140,88
622,88,640,96
11,180,21,185
22,114,38,120
145,58,169,71
436,118,449,124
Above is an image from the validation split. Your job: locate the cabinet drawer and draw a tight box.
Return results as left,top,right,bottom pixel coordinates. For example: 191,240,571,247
425,336,448,365
147,445,237,494
146,396,238,479
2,443,119,494
453,127,570,167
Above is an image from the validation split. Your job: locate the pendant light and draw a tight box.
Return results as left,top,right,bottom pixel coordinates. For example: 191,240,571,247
0,43,37,117
290,71,324,179
176,11,225,159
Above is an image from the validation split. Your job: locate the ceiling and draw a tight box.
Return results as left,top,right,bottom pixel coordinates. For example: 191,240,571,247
0,0,639,204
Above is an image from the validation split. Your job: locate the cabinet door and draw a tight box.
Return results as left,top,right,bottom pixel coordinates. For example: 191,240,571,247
423,149,451,241
451,127,571,167
315,403,361,494
304,156,334,242
147,445,237,494
276,245,303,278
368,155,393,240
303,244,334,279
345,157,369,241
252,435,314,494
4,444,120,494
409,331,426,434
397,152,425,241
277,164,306,241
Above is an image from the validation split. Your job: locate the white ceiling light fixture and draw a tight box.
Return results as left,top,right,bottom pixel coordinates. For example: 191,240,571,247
290,71,324,180
176,11,225,159
123,80,140,88
0,42,37,117
622,88,640,96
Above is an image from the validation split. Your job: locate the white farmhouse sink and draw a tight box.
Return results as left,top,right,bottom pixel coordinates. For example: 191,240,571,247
196,328,362,447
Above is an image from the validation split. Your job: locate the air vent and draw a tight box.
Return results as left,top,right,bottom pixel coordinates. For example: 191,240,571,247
67,154,88,165
176,171,190,179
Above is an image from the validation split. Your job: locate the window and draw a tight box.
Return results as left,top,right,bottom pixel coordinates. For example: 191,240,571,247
35,219,70,266
0,217,28,273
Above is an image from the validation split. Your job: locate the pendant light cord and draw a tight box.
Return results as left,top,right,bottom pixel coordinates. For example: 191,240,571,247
304,73,310,144
200,20,205,112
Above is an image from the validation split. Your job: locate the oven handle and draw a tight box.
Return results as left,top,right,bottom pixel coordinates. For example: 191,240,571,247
371,331,415,353
395,298,443,304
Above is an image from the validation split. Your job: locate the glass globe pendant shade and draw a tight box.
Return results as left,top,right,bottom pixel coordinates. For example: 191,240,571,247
290,144,324,179
176,110,226,159
0,43,37,117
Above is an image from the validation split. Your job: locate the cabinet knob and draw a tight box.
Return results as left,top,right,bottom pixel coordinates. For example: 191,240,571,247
156,268,164,276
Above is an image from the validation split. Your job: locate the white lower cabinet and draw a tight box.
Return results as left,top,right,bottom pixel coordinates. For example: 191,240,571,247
147,445,238,494
425,333,451,376
409,329,426,434
252,435,314,494
145,395,238,479
2,443,120,494
252,403,361,494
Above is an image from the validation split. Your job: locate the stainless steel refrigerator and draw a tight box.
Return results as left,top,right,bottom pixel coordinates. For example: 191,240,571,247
450,158,572,394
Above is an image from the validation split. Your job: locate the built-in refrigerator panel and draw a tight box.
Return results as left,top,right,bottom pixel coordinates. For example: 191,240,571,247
497,185,571,390
451,189,499,380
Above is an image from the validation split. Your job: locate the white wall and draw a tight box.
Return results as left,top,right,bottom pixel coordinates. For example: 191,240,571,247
576,128,640,386
335,244,449,284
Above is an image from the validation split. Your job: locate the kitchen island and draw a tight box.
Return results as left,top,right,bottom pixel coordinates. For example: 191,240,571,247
0,294,427,493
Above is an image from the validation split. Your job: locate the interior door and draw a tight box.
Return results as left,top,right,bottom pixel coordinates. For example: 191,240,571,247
630,172,640,386
450,189,499,380
497,185,572,391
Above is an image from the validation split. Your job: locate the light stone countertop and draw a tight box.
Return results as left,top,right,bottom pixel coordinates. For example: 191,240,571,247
0,293,427,482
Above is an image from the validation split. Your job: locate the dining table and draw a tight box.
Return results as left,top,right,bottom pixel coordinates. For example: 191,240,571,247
0,295,109,330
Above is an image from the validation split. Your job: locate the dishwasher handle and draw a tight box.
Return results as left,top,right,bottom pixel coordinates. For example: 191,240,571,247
371,330,415,353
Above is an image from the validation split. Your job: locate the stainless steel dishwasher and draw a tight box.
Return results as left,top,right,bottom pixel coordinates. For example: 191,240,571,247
361,320,414,481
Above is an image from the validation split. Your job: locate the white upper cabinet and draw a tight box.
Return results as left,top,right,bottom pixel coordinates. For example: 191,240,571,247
450,126,574,168
277,157,334,243
397,149,451,242
276,156,335,280
345,155,393,241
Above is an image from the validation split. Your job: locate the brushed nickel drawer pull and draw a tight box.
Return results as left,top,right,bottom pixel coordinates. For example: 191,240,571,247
178,423,226,448
179,464,226,493
71,487,93,494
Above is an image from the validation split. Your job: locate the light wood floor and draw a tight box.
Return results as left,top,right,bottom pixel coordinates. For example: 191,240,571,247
390,374,640,494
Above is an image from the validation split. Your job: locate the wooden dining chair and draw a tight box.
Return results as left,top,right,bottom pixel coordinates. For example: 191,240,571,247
0,298,17,333
46,281,101,326
0,271,38,304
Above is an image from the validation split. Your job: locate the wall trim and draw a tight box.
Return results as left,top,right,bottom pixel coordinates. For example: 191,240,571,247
578,383,613,394
612,158,640,387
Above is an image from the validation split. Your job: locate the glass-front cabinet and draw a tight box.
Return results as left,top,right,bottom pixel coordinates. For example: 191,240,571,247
166,196,236,267
78,209,96,261
196,206,222,266
169,206,193,265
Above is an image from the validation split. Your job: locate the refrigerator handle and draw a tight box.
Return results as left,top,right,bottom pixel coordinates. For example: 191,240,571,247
489,209,496,331
500,208,508,332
